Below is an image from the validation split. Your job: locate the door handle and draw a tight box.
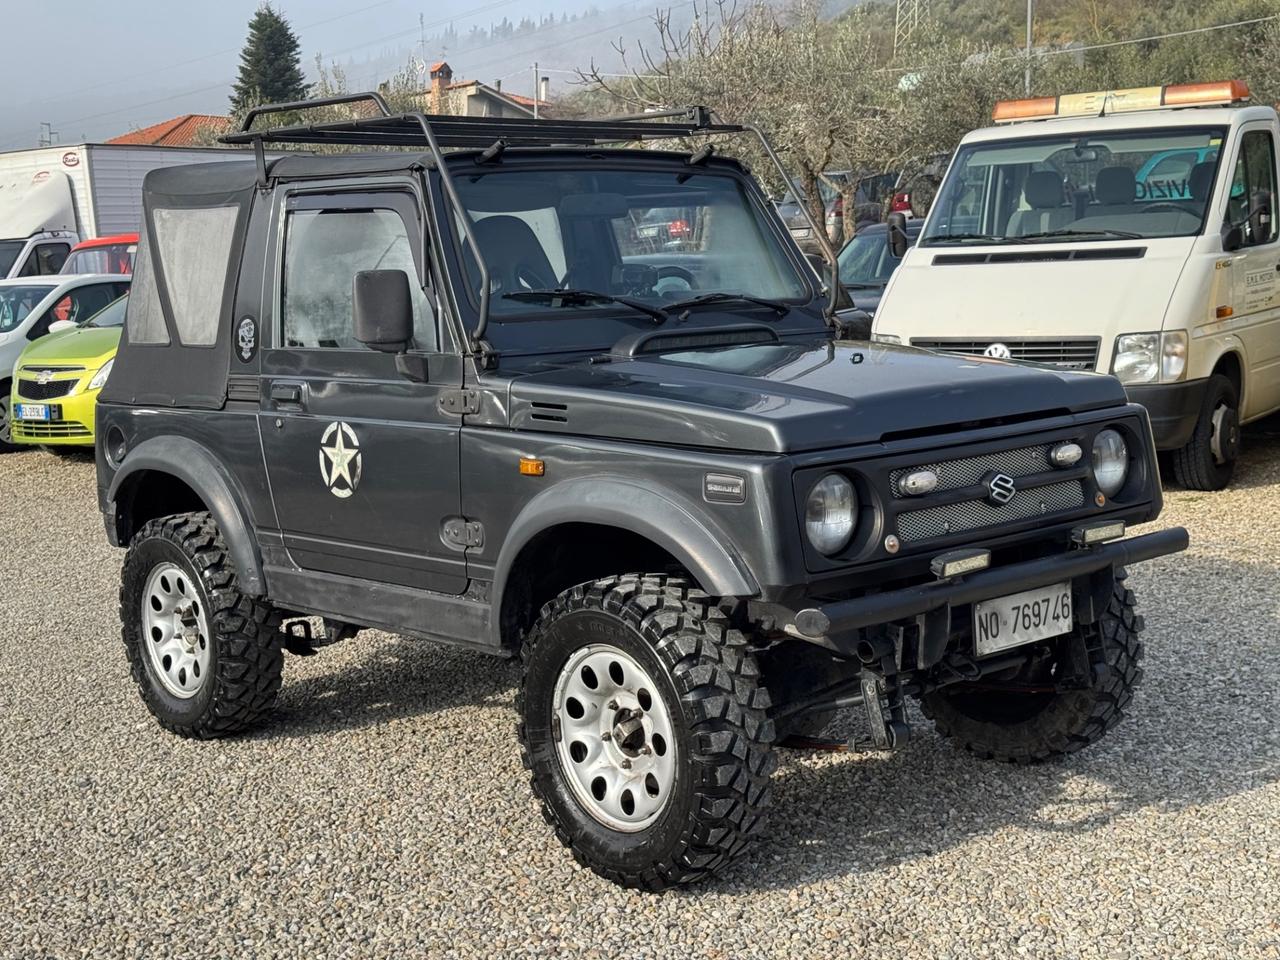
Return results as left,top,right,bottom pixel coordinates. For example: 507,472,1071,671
269,382,304,407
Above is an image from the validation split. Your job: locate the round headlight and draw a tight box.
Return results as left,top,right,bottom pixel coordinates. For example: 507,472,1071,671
1091,429,1129,497
805,473,857,554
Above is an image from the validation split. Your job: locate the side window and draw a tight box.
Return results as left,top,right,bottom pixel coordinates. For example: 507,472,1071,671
124,230,169,345
36,244,70,274
1229,130,1278,246
16,247,39,277
282,201,437,351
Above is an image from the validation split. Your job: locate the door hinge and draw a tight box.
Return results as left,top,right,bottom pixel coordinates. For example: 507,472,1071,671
439,388,481,416
442,517,485,549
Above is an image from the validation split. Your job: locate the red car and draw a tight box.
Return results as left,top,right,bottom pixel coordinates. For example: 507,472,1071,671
60,234,138,276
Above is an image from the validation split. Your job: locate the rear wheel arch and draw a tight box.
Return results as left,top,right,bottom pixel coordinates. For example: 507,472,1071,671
1212,349,1243,404
109,437,265,595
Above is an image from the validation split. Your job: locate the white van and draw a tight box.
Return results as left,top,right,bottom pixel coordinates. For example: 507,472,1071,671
873,80,1280,490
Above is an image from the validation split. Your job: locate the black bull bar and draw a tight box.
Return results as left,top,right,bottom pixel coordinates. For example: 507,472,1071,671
789,527,1190,648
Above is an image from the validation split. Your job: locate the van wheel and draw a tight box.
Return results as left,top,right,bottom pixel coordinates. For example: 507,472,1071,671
121,511,283,738
518,574,776,890
1172,374,1239,491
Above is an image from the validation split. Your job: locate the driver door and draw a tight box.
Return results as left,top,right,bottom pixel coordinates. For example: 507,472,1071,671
1225,124,1280,416
258,187,467,595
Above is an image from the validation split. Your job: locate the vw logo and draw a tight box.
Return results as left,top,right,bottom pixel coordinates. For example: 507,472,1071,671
987,472,1017,505
36,370,55,385
983,342,1013,360
319,421,362,499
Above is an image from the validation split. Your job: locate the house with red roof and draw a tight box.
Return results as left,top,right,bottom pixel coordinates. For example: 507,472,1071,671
426,62,549,118
106,114,231,147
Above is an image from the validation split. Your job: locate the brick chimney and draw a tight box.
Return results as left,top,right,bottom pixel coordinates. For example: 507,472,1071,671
429,61,452,112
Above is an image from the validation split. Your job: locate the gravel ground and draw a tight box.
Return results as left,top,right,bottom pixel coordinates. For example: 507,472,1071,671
2,424,1279,960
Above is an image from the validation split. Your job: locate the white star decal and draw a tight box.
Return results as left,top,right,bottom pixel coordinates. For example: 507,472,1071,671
318,421,362,498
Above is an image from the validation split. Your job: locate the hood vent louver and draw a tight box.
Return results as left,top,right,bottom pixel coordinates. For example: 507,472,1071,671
932,247,1146,265
611,323,779,359
529,401,568,423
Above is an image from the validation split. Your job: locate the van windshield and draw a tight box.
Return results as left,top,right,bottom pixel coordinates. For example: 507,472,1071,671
922,126,1227,245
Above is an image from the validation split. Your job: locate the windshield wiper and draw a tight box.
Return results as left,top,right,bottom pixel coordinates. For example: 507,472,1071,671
662,292,790,316
922,232,1007,244
842,281,886,290
1015,228,1145,242
502,288,667,325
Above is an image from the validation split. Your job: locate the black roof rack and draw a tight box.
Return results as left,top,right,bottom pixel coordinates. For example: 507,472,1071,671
218,92,837,354
220,93,742,149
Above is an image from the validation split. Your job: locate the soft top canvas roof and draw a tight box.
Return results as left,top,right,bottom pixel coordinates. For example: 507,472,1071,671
103,164,255,409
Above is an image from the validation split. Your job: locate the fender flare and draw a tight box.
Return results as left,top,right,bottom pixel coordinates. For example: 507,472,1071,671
107,435,265,595
1204,337,1246,404
491,476,759,643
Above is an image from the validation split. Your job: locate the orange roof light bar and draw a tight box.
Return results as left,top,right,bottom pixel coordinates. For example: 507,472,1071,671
993,80,1251,123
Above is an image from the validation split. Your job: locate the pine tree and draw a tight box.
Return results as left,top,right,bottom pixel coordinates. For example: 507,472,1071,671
230,4,309,113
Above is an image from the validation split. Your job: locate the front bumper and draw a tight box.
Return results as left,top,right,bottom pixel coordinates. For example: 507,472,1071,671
787,526,1188,649
1125,379,1206,450
9,386,97,446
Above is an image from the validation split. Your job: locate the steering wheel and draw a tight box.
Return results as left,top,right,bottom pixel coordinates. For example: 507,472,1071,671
654,265,695,297
1141,202,1190,215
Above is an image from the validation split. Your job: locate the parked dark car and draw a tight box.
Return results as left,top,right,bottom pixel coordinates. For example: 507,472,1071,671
838,218,924,315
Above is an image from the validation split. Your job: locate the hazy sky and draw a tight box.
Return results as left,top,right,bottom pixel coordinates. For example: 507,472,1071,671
0,0,606,150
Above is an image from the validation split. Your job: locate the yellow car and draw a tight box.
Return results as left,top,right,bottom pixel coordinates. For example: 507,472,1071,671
9,293,127,449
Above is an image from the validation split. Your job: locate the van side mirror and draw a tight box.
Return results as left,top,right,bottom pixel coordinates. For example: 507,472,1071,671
887,212,910,259
353,270,413,353
47,319,77,335
1221,219,1244,252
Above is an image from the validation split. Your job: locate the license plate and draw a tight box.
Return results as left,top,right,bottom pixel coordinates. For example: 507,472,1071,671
789,227,812,239
15,403,51,421
973,581,1073,656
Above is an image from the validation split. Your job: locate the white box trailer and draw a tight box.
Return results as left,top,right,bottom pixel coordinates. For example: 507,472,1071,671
0,143,264,279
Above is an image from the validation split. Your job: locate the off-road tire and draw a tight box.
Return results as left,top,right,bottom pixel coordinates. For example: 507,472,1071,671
1172,373,1239,491
121,511,283,738
921,572,1144,764
518,574,776,890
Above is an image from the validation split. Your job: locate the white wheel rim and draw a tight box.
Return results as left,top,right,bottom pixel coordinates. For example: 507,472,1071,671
552,643,677,833
141,562,212,699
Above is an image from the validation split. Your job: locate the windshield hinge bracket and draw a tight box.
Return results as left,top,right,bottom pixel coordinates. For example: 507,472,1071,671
439,389,481,417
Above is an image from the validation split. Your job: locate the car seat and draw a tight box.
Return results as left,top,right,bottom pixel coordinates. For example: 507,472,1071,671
467,216,560,295
1007,171,1073,236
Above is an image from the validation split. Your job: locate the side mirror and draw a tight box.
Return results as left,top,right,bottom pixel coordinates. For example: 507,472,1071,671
353,270,413,354
47,319,77,335
887,212,910,259
1221,219,1244,252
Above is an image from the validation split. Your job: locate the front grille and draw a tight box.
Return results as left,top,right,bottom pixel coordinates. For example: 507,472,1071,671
16,378,77,400
890,443,1053,497
897,480,1085,542
912,338,1100,371
12,419,91,440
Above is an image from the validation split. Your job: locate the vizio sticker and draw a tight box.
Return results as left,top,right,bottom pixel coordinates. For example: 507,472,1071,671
319,421,362,498
236,316,257,362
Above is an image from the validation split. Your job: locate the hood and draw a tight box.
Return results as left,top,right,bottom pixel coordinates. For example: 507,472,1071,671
20,325,120,369
875,238,1195,343
506,336,1126,453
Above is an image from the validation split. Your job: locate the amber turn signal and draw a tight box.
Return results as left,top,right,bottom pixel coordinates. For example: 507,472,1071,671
519,457,545,476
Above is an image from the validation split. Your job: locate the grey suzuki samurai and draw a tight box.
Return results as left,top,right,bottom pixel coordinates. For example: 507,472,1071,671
95,93,1188,890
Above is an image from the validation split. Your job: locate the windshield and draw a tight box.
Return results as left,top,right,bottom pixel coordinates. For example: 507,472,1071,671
83,294,128,328
0,284,54,332
62,243,136,276
838,231,909,286
0,241,22,276
923,126,1226,245
453,168,809,319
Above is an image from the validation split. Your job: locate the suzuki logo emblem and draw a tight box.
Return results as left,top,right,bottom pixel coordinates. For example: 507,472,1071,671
987,473,1017,505
983,342,1013,359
